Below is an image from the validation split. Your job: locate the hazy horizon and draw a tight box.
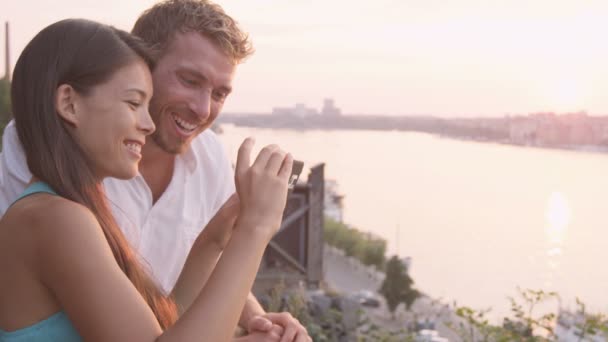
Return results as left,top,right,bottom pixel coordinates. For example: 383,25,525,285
3,0,608,117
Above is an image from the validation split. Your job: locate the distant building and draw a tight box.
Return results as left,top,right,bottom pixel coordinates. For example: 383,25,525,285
272,103,318,117
507,112,608,148
272,99,342,118
321,98,341,116
509,117,537,145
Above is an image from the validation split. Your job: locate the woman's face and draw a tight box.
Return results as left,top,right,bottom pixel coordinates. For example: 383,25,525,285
71,60,155,179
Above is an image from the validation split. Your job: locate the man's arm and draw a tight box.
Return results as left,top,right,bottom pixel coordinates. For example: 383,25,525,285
170,193,239,313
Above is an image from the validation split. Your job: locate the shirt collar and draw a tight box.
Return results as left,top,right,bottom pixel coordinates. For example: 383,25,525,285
178,143,197,174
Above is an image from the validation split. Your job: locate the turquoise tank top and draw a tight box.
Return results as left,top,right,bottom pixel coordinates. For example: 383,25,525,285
0,182,82,342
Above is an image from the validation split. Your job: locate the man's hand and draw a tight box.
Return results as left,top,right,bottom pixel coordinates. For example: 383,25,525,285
195,192,240,250
247,313,312,342
235,324,283,342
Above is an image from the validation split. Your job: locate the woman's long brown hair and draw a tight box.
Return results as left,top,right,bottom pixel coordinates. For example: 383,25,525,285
11,19,177,329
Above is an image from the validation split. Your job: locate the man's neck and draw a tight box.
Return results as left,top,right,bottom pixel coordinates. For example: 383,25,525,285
139,139,177,204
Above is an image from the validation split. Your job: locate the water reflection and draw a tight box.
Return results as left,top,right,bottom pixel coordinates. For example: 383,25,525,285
545,191,571,244
544,191,571,288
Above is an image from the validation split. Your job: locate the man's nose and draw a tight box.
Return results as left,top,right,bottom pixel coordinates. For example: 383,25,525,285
189,92,211,122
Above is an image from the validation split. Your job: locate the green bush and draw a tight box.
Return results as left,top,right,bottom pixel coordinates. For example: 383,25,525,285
324,216,386,270
446,288,608,341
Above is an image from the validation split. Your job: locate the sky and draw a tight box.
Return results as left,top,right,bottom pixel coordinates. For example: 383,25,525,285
3,0,608,116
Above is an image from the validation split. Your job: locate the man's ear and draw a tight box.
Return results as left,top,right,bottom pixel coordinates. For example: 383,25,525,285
55,84,79,126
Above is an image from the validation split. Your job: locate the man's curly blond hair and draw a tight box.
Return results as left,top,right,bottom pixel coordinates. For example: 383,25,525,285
132,0,254,64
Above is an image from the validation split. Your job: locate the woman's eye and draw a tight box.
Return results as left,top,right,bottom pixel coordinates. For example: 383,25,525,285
127,101,140,108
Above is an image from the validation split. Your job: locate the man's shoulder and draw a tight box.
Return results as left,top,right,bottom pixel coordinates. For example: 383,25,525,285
187,129,231,170
0,120,33,216
190,129,224,155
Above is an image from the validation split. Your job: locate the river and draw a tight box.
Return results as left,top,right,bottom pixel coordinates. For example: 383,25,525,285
218,124,608,317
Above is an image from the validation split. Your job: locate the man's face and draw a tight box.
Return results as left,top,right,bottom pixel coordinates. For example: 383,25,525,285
148,31,236,154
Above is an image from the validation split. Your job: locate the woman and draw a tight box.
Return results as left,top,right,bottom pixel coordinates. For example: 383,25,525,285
0,19,292,341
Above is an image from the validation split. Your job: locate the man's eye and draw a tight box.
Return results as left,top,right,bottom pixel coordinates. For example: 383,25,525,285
213,92,227,101
181,76,197,86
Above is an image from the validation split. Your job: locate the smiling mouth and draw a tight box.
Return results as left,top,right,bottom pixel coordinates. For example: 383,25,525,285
124,141,142,156
171,112,199,134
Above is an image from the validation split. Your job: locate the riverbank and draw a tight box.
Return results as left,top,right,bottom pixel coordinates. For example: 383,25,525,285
323,245,461,341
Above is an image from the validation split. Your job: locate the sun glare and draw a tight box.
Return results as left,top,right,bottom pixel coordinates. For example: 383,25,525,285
546,79,586,112
545,191,571,244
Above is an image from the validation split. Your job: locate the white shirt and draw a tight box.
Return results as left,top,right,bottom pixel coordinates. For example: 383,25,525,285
0,120,235,294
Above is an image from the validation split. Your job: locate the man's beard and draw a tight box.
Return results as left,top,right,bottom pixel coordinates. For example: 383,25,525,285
150,128,185,155
148,105,187,155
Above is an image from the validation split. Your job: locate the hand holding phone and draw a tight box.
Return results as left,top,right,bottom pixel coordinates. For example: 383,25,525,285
288,160,304,190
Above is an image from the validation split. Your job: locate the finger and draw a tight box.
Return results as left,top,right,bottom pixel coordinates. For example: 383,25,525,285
263,312,290,326
291,324,308,340
268,328,282,341
238,331,280,342
294,333,309,342
248,316,273,333
236,137,255,180
271,324,284,337
267,332,281,342
279,324,298,342
266,149,287,175
277,153,294,181
252,144,279,170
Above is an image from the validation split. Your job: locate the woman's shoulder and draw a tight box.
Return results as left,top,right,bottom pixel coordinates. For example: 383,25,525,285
1,194,101,252
4,193,96,229
0,194,105,283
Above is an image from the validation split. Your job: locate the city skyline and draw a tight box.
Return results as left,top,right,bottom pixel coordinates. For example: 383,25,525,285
3,0,608,117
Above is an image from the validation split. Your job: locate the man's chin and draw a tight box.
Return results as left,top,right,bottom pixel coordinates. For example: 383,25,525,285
151,134,189,155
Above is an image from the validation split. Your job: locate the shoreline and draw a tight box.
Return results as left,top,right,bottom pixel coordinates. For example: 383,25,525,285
218,122,608,157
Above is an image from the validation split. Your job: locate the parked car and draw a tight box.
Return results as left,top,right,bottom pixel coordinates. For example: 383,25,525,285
350,290,381,308
415,329,448,342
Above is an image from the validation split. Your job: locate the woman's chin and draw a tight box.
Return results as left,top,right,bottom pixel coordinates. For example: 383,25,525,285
110,165,139,180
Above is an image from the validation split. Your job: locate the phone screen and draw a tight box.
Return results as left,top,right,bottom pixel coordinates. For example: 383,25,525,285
288,160,304,189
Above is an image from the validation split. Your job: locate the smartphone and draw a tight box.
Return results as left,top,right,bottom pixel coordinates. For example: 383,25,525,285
288,160,304,190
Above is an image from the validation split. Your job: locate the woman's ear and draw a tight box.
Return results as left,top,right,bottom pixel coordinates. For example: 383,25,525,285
55,84,79,126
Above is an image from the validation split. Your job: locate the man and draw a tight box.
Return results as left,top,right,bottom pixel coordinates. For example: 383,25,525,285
0,1,310,341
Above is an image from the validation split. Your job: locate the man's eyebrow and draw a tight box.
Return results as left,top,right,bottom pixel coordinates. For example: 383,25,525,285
178,67,232,94
178,67,207,81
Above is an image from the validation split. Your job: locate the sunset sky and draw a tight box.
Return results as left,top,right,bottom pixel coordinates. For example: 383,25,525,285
3,0,608,116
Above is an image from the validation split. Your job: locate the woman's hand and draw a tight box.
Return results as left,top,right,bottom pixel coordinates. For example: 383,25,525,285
234,137,293,240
